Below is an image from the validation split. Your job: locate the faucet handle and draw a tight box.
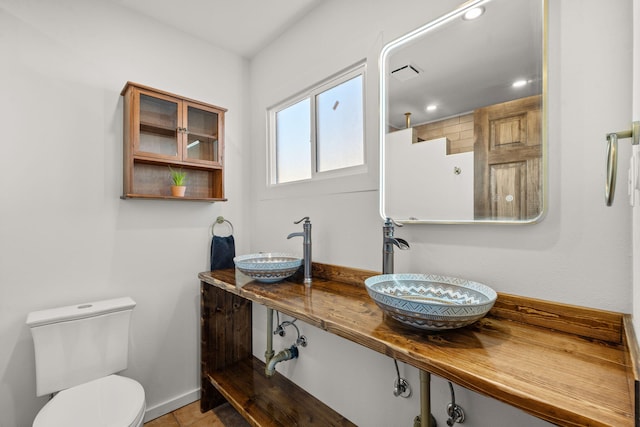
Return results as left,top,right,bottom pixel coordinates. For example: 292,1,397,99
294,216,310,224
385,217,403,228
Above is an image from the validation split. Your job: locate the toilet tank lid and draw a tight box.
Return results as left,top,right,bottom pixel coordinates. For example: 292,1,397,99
26,297,136,327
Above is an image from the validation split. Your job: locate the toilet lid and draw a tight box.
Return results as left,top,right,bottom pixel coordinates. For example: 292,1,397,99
33,375,145,427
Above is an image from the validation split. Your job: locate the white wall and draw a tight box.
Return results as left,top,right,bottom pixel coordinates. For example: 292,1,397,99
249,1,633,426
385,131,474,221
632,0,640,347
0,1,249,426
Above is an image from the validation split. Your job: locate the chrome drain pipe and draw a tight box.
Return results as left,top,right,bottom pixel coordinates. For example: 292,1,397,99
414,370,436,427
265,345,299,377
265,308,301,377
421,370,432,427
265,308,275,367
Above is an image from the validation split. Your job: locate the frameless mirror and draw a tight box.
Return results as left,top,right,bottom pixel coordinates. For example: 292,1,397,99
380,0,546,224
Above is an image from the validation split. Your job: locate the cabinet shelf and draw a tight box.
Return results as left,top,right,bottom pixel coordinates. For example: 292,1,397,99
140,122,177,138
132,155,223,171
121,82,227,202
207,356,355,427
187,130,218,141
125,161,223,200
122,193,227,202
200,284,355,426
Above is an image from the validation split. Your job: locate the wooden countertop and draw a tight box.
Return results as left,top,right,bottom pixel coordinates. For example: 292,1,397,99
199,263,639,427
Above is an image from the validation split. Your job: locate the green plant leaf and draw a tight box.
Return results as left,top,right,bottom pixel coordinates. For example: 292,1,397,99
168,166,187,186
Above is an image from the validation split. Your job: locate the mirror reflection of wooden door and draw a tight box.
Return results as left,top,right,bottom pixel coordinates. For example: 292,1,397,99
474,95,542,220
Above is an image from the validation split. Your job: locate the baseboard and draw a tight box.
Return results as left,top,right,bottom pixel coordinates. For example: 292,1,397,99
143,388,200,423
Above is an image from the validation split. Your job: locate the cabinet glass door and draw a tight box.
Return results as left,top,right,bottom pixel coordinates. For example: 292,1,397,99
185,105,219,164
138,94,179,157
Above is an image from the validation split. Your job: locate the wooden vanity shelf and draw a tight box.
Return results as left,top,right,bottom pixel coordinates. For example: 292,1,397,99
200,282,356,426
200,264,639,427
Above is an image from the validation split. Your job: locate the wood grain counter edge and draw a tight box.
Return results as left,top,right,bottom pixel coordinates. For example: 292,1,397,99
199,263,640,427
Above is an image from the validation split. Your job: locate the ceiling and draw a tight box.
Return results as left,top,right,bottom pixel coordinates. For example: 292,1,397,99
109,0,323,58
108,0,543,130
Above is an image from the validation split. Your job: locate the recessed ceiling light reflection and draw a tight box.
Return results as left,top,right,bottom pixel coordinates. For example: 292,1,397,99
426,105,437,112
512,79,528,88
463,7,485,20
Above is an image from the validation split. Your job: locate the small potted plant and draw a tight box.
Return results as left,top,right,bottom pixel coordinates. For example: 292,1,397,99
169,166,187,197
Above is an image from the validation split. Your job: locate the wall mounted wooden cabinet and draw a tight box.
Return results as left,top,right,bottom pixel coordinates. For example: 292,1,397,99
121,82,227,201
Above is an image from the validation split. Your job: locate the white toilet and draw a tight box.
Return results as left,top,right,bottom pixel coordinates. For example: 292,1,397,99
26,297,146,427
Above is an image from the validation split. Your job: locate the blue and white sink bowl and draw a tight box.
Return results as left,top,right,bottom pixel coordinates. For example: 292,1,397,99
234,253,302,283
364,274,497,331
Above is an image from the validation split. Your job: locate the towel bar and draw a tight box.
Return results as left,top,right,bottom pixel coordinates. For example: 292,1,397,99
605,121,639,206
211,216,234,236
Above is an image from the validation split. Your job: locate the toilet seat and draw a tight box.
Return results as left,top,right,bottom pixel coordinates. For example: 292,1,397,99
33,374,145,427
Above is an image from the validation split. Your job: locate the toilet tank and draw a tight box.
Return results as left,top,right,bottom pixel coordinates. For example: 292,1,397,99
26,297,136,396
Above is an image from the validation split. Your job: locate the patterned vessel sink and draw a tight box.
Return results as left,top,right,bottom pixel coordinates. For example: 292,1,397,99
364,274,497,331
234,253,302,283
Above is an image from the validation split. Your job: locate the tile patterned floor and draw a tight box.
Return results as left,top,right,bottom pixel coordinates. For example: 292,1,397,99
144,401,250,427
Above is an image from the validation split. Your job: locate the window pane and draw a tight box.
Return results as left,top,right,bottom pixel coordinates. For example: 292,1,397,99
316,75,364,172
276,99,311,183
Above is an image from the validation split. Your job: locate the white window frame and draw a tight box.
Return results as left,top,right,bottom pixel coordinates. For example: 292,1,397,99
267,63,367,187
